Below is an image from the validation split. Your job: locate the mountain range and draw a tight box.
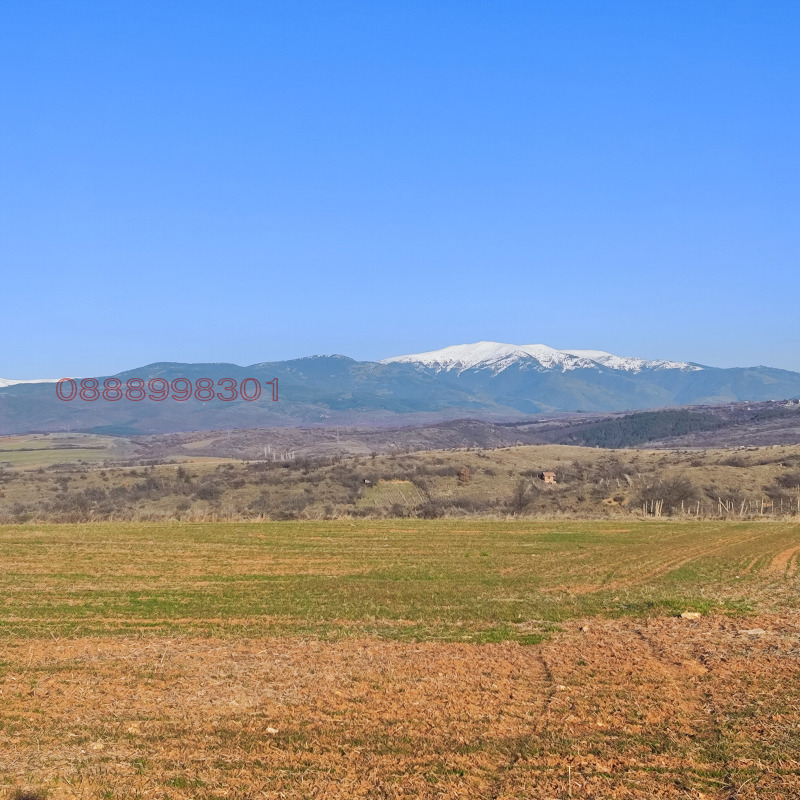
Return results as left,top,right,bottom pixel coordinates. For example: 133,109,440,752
2,342,800,436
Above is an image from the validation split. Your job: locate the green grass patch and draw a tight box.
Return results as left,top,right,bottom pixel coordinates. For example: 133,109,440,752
0,519,796,641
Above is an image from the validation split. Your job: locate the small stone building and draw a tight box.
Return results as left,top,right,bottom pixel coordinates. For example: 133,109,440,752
540,471,556,484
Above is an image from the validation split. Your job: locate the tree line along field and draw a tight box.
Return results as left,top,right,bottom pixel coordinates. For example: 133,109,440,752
1,442,800,523
1,518,800,798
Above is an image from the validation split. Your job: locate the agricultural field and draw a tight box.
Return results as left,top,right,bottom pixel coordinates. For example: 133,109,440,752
2,519,800,798
0,435,137,471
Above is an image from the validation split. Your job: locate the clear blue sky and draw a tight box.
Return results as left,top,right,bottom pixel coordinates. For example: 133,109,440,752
3,1,799,377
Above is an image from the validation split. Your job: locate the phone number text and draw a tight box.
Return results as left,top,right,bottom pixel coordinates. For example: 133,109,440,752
56,377,278,402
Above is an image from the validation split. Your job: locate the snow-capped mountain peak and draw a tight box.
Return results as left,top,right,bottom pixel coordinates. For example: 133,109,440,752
561,349,701,372
381,342,701,374
382,342,581,372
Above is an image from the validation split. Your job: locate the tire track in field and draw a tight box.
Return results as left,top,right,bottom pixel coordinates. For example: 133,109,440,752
634,625,735,798
527,617,734,795
529,650,561,734
630,622,715,764
607,525,747,589
768,544,800,578
481,651,555,800
742,556,760,574
634,526,768,582
553,526,766,595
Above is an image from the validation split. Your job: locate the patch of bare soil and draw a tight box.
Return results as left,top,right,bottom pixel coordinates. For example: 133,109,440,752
2,614,800,799
768,545,800,577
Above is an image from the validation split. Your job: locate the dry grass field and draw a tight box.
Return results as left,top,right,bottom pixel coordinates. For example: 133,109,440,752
2,441,800,523
1,519,799,798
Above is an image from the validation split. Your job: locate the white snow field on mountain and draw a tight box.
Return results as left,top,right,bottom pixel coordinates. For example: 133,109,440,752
382,341,702,374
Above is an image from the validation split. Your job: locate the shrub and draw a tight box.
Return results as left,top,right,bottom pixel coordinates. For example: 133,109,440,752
633,475,698,515
416,500,445,519
508,480,533,515
775,470,800,489
194,484,222,501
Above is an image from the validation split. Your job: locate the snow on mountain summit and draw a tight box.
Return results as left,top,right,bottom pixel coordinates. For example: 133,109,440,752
382,342,583,372
561,349,700,372
382,342,701,374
